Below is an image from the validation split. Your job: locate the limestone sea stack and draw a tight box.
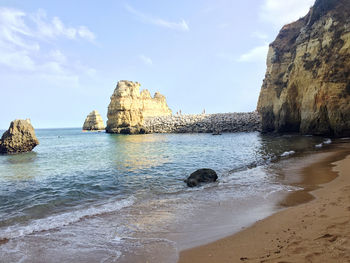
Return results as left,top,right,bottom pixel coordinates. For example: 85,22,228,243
257,0,350,137
0,119,39,154
106,80,172,134
83,110,105,131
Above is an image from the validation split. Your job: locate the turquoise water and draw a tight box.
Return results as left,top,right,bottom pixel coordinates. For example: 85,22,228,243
0,129,328,262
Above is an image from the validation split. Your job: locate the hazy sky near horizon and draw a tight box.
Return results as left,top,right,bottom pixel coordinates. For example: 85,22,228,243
0,0,315,129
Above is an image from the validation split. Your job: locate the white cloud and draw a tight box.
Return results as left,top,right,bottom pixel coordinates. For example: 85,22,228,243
0,50,36,71
261,0,315,27
0,8,39,51
139,54,153,65
237,44,269,63
77,26,95,41
125,4,189,32
49,49,67,64
0,7,96,77
31,9,95,41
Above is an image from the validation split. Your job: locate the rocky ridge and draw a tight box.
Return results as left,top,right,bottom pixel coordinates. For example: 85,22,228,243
106,80,172,134
83,110,105,131
0,119,39,154
257,0,350,136
143,112,260,133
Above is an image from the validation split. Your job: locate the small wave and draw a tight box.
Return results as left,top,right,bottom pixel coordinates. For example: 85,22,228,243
228,159,272,175
0,196,135,240
323,139,332,144
263,185,301,199
280,151,295,157
113,235,177,246
315,139,331,149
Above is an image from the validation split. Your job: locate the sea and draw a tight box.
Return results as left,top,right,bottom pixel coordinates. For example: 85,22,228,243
0,128,334,262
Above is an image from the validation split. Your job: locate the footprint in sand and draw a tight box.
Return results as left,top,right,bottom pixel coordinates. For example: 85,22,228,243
305,252,322,261
292,246,307,254
316,233,338,242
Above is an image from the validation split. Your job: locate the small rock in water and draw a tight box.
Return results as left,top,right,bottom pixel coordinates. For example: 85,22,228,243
185,168,218,187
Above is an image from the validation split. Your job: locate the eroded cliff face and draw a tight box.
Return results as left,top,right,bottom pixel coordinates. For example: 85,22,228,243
83,110,105,131
106,80,172,134
257,0,350,136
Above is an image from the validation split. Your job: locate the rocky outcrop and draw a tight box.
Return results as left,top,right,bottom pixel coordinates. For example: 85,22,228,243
185,169,218,187
106,80,172,134
143,112,261,133
0,119,39,154
83,110,105,131
257,0,350,137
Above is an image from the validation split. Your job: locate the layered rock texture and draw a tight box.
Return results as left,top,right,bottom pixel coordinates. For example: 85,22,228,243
144,112,260,133
83,110,105,130
257,0,350,136
106,80,172,134
0,119,39,154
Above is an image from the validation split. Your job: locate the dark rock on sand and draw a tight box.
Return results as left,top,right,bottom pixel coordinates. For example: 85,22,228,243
185,168,218,187
0,119,39,154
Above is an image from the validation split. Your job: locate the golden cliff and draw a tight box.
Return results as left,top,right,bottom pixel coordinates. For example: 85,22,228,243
106,80,172,134
257,0,350,136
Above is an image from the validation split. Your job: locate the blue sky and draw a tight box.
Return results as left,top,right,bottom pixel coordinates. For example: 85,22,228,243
0,0,315,129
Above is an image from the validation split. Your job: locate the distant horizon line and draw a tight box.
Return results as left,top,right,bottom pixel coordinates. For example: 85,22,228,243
0,126,83,131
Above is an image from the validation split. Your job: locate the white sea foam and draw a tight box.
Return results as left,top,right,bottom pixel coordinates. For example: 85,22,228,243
323,139,332,144
0,196,135,240
280,151,295,157
315,139,332,148
263,185,301,199
112,236,123,243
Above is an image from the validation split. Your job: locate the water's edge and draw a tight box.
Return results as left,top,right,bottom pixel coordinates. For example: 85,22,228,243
177,140,350,263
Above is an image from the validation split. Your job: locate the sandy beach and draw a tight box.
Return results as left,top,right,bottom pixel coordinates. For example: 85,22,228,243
179,142,350,263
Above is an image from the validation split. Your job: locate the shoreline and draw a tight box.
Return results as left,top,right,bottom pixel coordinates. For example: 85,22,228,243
178,142,350,262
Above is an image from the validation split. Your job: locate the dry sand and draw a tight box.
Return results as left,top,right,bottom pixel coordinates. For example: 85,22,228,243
179,144,350,263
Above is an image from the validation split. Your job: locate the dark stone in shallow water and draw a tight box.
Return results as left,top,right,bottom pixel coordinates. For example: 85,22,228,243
185,168,218,187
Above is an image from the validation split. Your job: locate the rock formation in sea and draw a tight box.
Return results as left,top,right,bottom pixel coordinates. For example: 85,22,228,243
83,110,105,131
106,80,172,134
257,0,350,136
0,119,39,154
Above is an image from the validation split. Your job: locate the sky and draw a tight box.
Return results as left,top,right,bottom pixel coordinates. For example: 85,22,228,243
0,0,315,129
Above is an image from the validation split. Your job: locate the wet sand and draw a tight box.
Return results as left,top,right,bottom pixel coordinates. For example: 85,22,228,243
179,143,350,263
